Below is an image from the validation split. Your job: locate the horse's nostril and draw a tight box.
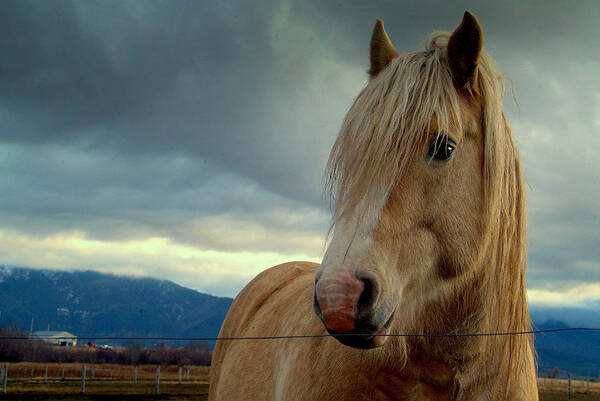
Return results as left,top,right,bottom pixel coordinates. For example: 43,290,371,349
355,271,379,319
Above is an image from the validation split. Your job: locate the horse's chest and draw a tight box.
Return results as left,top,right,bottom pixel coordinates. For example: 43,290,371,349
369,360,456,401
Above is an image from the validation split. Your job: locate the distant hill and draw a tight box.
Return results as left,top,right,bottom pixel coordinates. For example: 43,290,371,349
533,319,600,378
0,265,233,346
531,308,600,378
0,265,598,377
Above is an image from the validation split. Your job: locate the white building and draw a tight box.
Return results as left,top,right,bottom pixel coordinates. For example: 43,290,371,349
31,331,77,346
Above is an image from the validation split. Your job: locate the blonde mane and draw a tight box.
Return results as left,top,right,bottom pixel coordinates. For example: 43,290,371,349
326,31,532,393
327,32,462,224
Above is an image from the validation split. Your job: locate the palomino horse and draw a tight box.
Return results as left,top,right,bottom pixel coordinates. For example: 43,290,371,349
209,11,538,400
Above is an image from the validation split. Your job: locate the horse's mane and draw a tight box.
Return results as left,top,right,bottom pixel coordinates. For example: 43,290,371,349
325,31,532,392
326,32,463,225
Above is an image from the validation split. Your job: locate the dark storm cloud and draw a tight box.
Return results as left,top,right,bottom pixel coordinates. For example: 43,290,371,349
0,0,349,205
2,1,598,201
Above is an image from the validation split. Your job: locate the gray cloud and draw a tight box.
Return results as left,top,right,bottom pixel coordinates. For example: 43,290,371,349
0,0,358,205
0,142,328,253
0,0,598,298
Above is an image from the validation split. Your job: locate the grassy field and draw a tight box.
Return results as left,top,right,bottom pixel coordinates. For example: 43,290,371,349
538,377,600,401
0,363,598,400
0,362,209,400
1,362,210,382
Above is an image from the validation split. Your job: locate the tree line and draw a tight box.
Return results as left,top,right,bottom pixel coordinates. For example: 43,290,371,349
0,327,211,366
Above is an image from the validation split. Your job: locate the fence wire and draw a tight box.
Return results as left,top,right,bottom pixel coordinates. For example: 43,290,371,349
3,326,599,342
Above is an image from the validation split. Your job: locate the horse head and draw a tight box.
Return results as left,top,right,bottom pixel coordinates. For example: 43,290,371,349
313,12,508,350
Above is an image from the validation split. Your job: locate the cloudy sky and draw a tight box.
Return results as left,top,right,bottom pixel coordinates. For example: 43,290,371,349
0,1,598,307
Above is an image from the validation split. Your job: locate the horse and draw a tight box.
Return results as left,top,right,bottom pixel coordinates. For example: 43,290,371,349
209,11,538,400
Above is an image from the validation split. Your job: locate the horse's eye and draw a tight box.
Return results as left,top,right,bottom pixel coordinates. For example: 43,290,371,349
427,135,456,161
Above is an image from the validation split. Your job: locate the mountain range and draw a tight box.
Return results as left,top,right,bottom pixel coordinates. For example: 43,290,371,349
0,265,232,345
0,265,598,378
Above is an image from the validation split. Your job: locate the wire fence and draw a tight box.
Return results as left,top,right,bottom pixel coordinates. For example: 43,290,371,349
1,327,599,398
0,361,599,398
0,362,210,396
4,326,599,342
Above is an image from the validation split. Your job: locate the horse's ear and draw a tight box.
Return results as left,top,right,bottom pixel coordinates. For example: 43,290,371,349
447,11,483,88
369,19,399,79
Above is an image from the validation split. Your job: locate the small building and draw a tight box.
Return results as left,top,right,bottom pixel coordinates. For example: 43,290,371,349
31,331,77,346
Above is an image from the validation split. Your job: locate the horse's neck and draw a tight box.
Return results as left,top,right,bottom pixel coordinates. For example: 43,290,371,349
400,258,532,396
406,258,529,361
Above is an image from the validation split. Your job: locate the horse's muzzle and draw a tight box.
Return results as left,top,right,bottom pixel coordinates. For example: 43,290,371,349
313,269,392,349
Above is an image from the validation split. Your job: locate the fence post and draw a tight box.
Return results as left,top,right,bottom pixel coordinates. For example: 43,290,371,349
91,366,95,380
155,365,160,395
30,367,34,379
179,366,182,383
134,366,138,384
81,364,86,393
567,373,571,401
44,365,48,383
2,364,7,393
61,367,65,380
